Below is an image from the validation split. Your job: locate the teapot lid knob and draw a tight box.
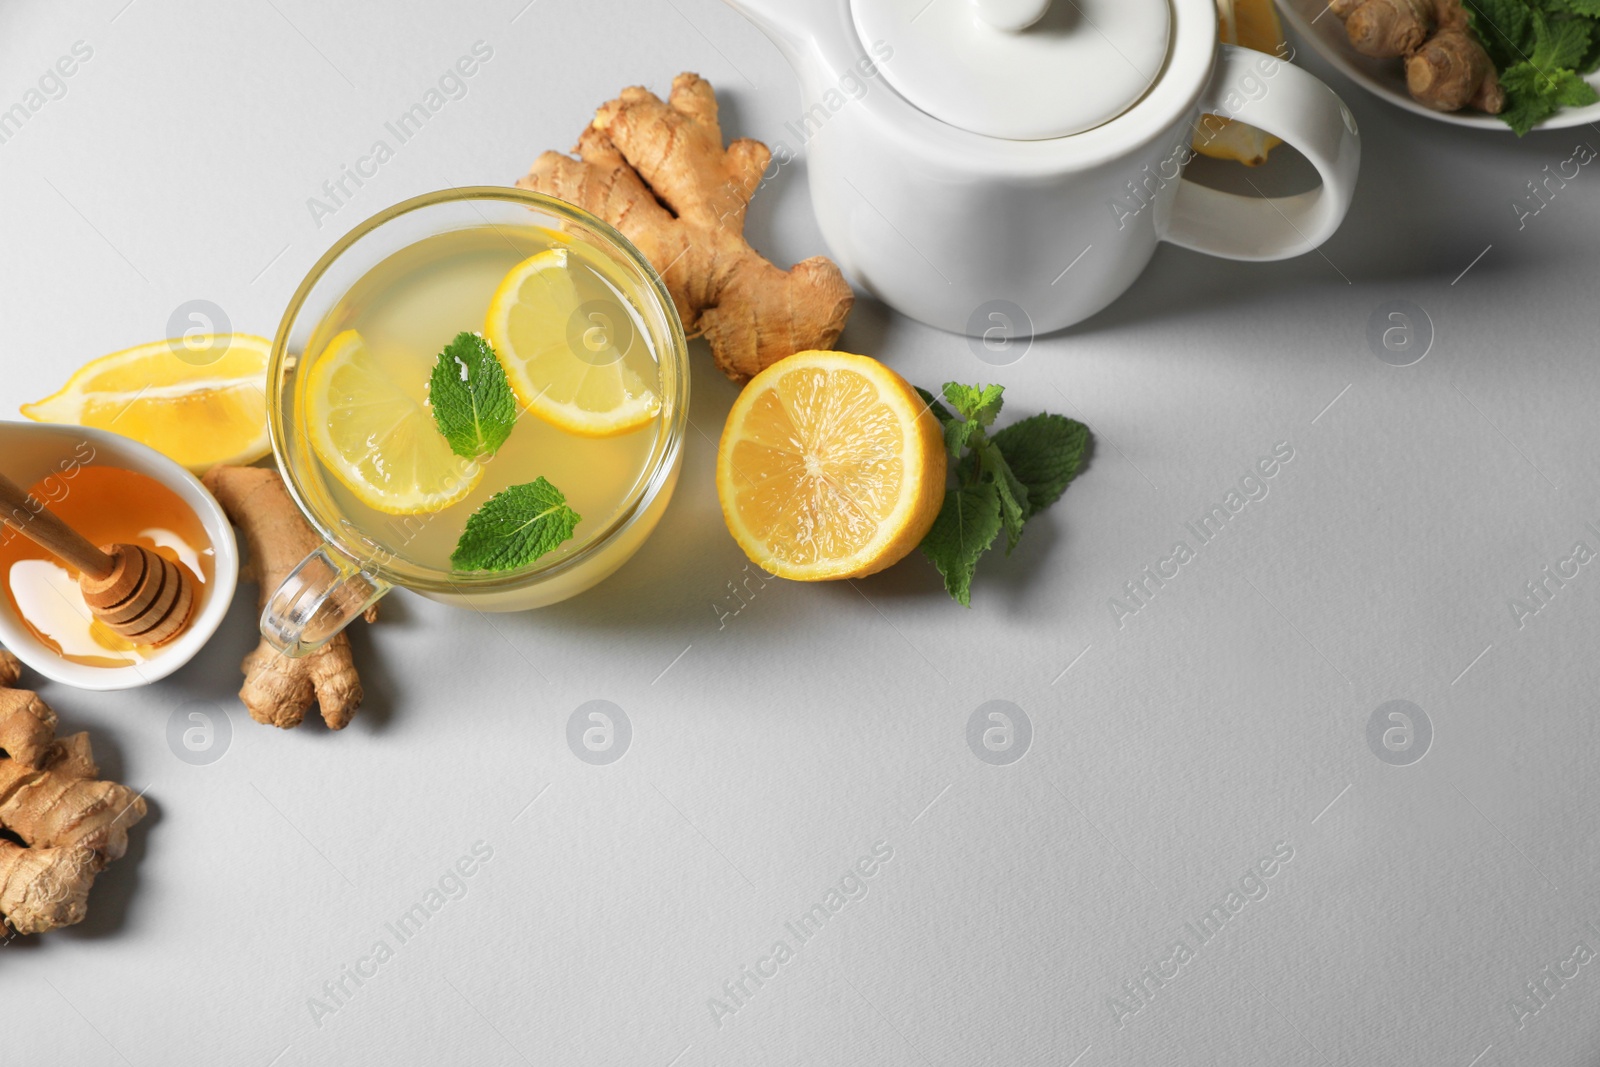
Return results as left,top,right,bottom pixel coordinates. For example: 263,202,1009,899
850,0,1170,141
971,0,1051,32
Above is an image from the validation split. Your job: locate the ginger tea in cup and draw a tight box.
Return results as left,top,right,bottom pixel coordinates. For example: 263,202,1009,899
264,188,688,656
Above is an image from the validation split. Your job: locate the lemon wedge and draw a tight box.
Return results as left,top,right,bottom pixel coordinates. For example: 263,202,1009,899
22,335,272,471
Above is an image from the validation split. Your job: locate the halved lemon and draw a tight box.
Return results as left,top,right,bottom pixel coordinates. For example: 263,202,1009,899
484,248,660,437
22,334,272,471
304,329,482,515
717,351,946,581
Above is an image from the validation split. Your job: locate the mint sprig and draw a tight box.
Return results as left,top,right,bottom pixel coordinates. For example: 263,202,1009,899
916,383,1089,606
429,332,517,459
451,477,581,572
1466,0,1600,134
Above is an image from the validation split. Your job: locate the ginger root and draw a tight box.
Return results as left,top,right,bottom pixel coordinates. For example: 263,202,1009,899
1408,26,1506,113
0,651,56,769
203,466,369,730
0,649,148,936
1335,0,1434,57
519,72,854,383
1334,0,1504,113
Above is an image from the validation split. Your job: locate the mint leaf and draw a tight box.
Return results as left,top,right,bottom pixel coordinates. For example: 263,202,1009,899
941,383,1005,427
1582,30,1600,73
917,385,981,465
1555,66,1600,102
1468,0,1533,68
1530,9,1592,69
919,484,1002,606
451,477,580,571
991,413,1089,519
993,466,1027,553
1482,5,1600,132
1531,2,1600,70
1499,61,1597,132
944,418,976,460
915,381,1092,602
1548,65,1600,103
1499,63,1558,132
430,332,517,459
1544,0,1600,16
975,437,1027,552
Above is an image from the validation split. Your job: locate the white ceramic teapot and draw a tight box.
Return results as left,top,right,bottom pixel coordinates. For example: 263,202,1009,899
722,0,1360,340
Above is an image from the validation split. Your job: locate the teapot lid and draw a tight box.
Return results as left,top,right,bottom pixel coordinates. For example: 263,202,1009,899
850,0,1171,140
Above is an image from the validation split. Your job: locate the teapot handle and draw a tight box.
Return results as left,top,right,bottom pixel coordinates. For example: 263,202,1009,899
1164,44,1360,261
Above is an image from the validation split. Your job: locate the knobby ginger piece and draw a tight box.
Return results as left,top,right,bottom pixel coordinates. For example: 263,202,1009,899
0,654,148,936
1407,26,1506,112
202,466,370,730
1334,0,1504,113
520,72,855,382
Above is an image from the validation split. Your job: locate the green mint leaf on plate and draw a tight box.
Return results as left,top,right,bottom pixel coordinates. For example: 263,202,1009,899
451,477,580,572
1554,66,1600,104
1530,8,1591,71
1466,0,1531,69
1498,65,1559,134
919,483,1002,607
1472,4,1600,133
1543,0,1600,18
430,331,517,459
991,412,1089,519
1499,61,1597,133
915,381,1092,603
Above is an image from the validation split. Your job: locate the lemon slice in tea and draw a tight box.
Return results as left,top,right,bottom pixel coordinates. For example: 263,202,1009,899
484,248,660,437
305,329,483,515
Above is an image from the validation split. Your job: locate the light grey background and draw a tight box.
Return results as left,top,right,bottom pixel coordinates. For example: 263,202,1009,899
3,2,1598,1065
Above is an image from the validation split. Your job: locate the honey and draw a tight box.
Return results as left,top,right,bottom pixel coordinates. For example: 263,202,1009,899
0,465,214,668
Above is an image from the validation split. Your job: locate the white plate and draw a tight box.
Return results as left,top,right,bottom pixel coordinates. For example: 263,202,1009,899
1276,0,1600,130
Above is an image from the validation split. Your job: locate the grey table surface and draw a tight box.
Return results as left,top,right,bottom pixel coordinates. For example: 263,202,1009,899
3,2,1600,1065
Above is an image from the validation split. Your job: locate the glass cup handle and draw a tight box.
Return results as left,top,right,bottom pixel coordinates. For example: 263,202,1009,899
260,545,390,657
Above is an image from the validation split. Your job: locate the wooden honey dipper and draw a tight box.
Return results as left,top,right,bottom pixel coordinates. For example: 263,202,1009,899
0,471,198,647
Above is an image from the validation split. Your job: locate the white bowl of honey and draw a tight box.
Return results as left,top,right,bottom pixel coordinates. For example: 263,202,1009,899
0,421,239,690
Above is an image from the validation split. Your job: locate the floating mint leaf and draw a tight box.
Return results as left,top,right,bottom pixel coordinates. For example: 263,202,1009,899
430,331,517,459
451,477,581,572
